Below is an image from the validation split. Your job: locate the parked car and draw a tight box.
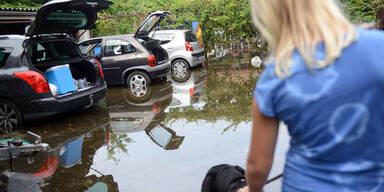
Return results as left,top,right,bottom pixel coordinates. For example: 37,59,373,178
152,30,205,82
79,11,171,89
0,0,111,132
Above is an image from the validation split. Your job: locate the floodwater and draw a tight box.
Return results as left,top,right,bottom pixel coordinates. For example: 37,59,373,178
1,65,290,192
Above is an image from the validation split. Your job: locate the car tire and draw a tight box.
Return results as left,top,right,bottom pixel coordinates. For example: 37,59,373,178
171,59,191,83
0,99,23,133
126,71,152,103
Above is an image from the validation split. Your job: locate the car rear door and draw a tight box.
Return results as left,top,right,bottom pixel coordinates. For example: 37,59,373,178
185,31,204,61
27,0,112,36
100,38,143,85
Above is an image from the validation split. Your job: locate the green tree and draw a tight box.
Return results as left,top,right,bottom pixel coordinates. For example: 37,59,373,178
340,0,377,23
0,0,48,8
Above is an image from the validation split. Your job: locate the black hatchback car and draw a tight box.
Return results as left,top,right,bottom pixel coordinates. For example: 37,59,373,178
79,11,171,91
0,0,112,132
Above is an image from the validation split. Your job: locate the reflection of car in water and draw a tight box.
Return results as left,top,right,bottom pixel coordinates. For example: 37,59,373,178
0,108,117,192
145,113,184,150
168,66,207,108
107,81,184,150
107,81,173,134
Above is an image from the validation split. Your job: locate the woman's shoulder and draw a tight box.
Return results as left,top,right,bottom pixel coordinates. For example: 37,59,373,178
356,28,384,44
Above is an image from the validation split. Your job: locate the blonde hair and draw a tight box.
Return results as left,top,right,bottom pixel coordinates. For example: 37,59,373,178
250,0,357,78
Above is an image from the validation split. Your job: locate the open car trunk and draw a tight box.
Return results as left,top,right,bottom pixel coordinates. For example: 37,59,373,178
134,11,171,65
141,39,168,64
29,40,98,97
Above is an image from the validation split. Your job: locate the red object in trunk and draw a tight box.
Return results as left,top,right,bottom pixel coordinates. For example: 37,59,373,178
14,71,50,93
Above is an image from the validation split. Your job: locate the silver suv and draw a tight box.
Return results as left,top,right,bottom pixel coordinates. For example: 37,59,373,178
152,30,205,82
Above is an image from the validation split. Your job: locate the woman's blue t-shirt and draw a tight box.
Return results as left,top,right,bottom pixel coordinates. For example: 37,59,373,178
254,29,384,192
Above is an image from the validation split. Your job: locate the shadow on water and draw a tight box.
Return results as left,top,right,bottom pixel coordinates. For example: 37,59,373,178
0,65,265,192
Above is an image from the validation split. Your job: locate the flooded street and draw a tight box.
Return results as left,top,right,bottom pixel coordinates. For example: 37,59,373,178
1,66,289,192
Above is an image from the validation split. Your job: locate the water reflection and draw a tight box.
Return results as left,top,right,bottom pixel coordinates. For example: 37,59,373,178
168,66,207,108
0,66,288,192
107,81,173,134
166,67,257,133
0,110,118,191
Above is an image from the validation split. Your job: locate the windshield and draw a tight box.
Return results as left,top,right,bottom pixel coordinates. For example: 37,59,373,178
149,125,172,147
29,41,78,64
45,10,88,29
138,15,162,35
185,31,198,42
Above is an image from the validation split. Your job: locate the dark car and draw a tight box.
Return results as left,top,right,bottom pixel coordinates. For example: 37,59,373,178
0,0,112,132
78,11,171,90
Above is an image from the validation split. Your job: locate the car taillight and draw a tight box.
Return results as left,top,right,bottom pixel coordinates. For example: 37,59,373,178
148,55,157,67
185,41,194,51
14,71,50,93
190,87,196,98
153,102,161,114
91,59,104,78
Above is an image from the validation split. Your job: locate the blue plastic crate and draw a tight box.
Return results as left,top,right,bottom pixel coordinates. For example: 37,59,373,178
44,64,76,95
60,136,83,168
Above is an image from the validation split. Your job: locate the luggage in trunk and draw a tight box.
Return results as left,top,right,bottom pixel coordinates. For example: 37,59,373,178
33,59,98,97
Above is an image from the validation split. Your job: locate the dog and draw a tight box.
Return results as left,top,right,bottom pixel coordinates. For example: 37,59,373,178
202,164,247,192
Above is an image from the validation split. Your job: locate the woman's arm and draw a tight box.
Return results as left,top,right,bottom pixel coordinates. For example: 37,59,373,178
246,98,279,192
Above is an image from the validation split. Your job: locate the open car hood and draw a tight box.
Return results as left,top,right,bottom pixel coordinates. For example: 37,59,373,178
27,0,112,36
135,11,171,38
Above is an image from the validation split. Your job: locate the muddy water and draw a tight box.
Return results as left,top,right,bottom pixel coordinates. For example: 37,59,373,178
1,66,289,192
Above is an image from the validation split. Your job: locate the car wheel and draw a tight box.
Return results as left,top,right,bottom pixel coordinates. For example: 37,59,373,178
126,71,152,102
0,99,23,133
171,59,191,82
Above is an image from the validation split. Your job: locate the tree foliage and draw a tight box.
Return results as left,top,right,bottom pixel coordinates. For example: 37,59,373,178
93,0,254,57
340,0,378,23
2,0,380,50
0,0,48,8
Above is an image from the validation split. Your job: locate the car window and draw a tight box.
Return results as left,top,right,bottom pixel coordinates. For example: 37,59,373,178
45,10,88,29
105,39,136,56
149,125,172,147
185,31,198,42
0,48,13,68
153,33,175,41
29,41,77,63
79,41,102,57
139,15,162,35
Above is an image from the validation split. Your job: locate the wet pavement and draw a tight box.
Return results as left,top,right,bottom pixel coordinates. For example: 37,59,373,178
0,65,289,192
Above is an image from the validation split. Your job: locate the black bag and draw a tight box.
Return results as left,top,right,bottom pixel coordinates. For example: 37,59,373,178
202,164,247,192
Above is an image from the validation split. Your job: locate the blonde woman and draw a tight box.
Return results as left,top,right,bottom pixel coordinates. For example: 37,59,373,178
240,0,384,192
